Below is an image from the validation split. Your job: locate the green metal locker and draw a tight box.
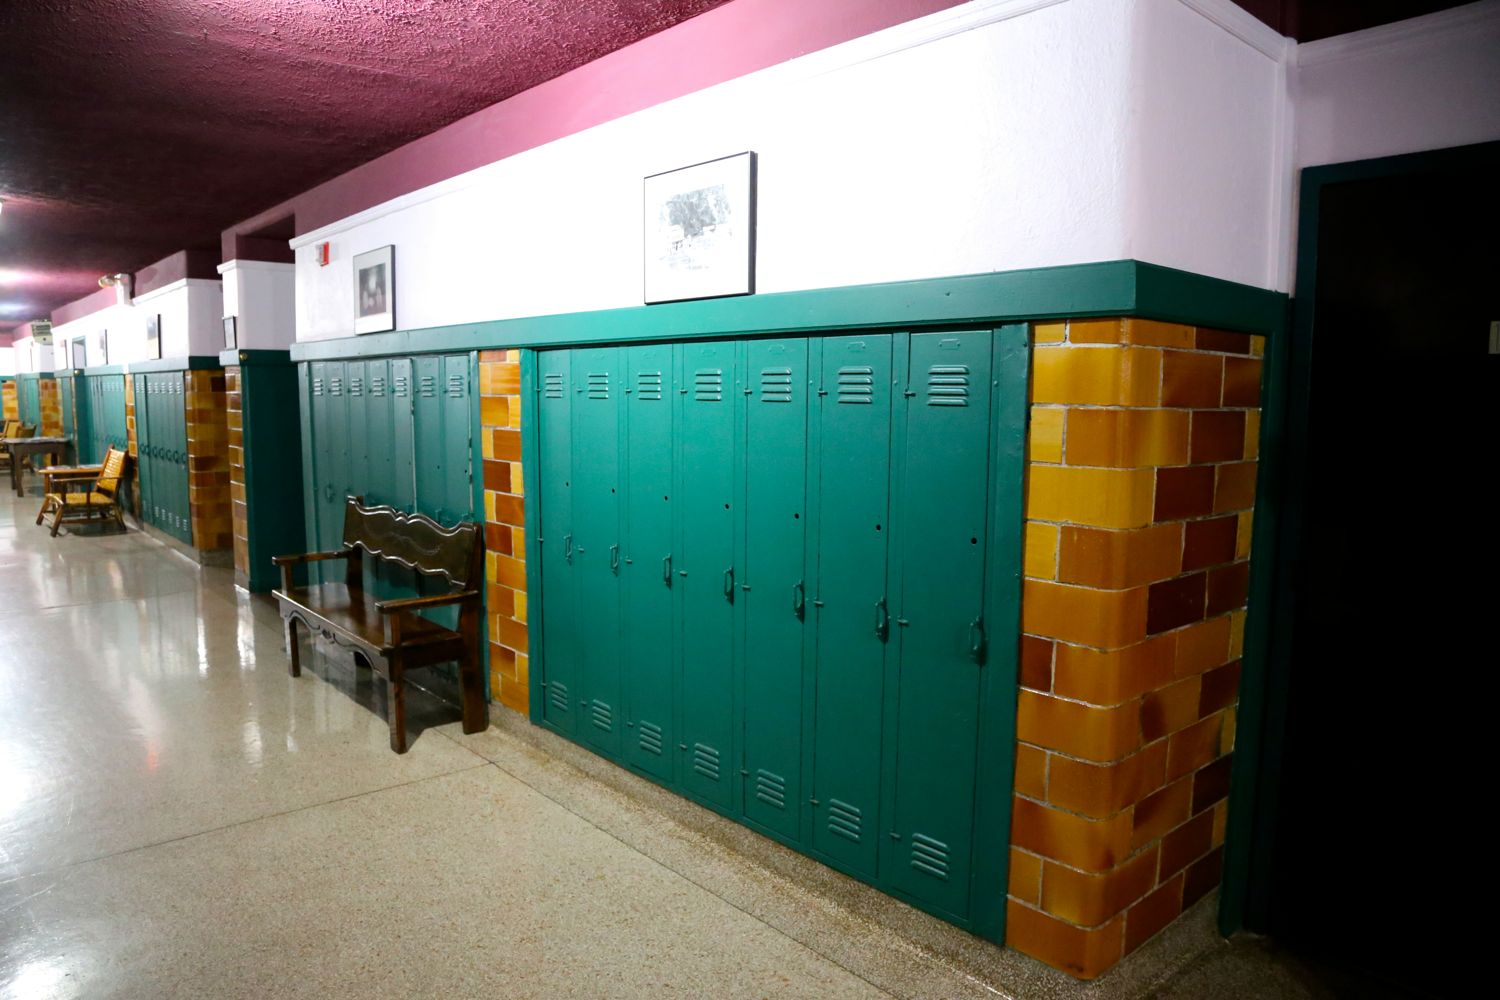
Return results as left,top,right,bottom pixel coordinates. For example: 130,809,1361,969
441,355,474,524
571,347,623,755
60,377,75,441
674,339,739,809
537,350,576,733
620,343,676,781
739,338,810,840
389,359,416,512
879,331,994,919
808,334,895,877
133,375,153,526
414,356,450,523
347,360,371,504
363,360,396,508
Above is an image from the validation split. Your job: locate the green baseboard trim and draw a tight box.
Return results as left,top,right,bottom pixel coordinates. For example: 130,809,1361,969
290,260,1286,362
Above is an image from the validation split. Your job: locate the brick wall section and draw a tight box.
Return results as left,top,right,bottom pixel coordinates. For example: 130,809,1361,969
185,370,233,552
225,367,250,575
478,350,527,712
1,382,17,422
38,379,63,437
1006,318,1263,978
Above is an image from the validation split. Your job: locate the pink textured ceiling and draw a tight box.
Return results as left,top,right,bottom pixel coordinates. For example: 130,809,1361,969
0,0,731,330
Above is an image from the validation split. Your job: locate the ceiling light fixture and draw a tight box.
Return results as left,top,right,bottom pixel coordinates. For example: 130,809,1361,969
98,272,133,305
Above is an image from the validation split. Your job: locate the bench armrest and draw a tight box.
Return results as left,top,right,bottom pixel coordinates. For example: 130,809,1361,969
272,549,350,567
375,590,480,614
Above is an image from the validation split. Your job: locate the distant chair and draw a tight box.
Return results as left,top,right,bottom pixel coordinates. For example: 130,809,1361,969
35,446,130,536
0,421,37,474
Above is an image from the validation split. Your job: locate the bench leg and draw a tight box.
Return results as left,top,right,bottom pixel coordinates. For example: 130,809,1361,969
387,662,408,754
460,653,488,736
284,617,302,677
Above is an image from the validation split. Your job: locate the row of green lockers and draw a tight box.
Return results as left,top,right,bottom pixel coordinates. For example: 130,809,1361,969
535,329,1016,928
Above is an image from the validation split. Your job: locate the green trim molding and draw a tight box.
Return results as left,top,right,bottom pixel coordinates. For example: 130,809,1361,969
290,260,1285,362
79,364,129,377
1218,138,1500,938
127,355,223,374
220,349,298,368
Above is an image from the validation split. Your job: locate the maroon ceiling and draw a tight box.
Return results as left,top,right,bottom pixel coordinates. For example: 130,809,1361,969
0,0,732,332
0,0,1476,335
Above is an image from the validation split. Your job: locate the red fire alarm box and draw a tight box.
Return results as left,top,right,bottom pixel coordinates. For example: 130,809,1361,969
316,242,330,267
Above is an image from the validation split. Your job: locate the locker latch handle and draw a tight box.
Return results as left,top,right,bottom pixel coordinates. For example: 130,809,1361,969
875,598,889,642
792,581,805,620
969,616,987,664
662,554,672,587
723,567,735,602
563,533,573,564
609,544,620,575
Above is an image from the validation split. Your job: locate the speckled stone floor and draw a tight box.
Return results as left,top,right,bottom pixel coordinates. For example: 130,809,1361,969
0,485,1342,999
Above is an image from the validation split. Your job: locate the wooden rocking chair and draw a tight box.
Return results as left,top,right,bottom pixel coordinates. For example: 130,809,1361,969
36,446,129,536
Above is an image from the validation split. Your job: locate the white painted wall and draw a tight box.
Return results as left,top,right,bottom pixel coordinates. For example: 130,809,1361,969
220,260,296,350
51,279,224,367
292,0,1295,341
1294,1,1500,169
0,347,14,377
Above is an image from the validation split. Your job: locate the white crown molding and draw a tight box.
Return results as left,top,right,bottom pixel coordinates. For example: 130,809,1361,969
218,259,294,276
1298,0,1500,67
291,0,1075,249
132,276,221,306
1175,0,1291,61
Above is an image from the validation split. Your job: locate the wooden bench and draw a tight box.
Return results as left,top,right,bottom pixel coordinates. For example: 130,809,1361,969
273,498,487,753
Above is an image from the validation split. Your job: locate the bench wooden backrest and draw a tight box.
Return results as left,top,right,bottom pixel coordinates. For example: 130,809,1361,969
340,498,480,591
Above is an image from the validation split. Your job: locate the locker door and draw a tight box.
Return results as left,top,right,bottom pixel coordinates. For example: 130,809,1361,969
536,350,576,733
134,375,154,526
740,338,810,840
389,359,416,512
881,331,994,918
809,333,895,876
675,339,739,809
413,356,444,521
364,360,395,507
442,355,473,521
176,375,191,543
346,361,370,503
60,379,75,441
570,347,622,755
620,343,675,780
325,362,350,551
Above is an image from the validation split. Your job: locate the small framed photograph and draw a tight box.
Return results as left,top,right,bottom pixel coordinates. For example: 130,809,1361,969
98,330,109,366
353,245,396,334
644,151,756,305
223,315,238,350
146,314,163,360
71,339,87,369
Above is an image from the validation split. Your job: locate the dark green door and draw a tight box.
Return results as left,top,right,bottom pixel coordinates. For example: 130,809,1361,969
808,334,895,876
571,347,622,754
674,340,739,809
880,331,993,918
740,338,810,840
620,343,676,780
537,350,576,733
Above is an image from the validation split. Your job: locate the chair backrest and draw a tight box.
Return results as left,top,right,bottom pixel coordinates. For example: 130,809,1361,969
95,447,128,499
18,424,36,438
1,420,17,438
340,497,481,592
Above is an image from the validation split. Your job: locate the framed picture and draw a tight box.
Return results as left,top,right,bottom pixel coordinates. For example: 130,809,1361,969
353,245,396,334
146,313,163,360
644,151,756,304
223,315,238,350
71,339,87,369
98,329,109,366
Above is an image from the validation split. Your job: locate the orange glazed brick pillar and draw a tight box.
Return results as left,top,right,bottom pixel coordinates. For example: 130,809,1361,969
124,375,141,517
1,381,17,422
479,350,528,712
38,378,64,437
1007,318,1263,978
185,370,234,554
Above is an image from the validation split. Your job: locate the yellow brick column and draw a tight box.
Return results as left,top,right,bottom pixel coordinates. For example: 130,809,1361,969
478,350,528,712
38,378,64,437
185,370,233,552
225,367,250,576
1,382,17,422
1007,318,1263,978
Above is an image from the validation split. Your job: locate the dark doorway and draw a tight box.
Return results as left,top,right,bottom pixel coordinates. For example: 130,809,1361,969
1260,143,1499,997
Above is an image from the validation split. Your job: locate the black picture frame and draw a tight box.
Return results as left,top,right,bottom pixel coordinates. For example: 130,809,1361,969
353,245,396,334
644,151,756,304
146,313,163,360
223,315,238,350
71,339,87,369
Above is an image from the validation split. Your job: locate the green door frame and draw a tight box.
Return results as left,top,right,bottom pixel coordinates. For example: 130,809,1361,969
1218,139,1500,935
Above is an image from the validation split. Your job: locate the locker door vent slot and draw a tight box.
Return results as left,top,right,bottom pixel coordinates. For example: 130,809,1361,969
447,374,466,398
694,369,723,402
586,373,610,400
548,681,570,713
329,376,343,396
371,375,387,396
544,373,566,399
639,721,664,756
350,376,364,396
312,378,325,395
836,367,874,404
419,375,437,398
910,833,951,880
755,770,787,810
590,699,613,733
828,799,863,842
394,375,410,397
926,365,970,407
692,743,721,781
760,368,793,403
636,372,663,401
